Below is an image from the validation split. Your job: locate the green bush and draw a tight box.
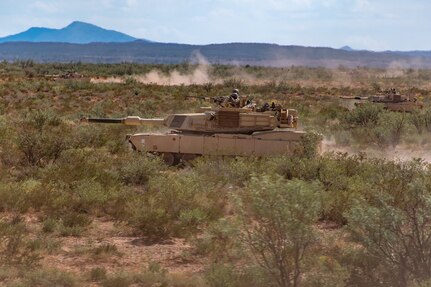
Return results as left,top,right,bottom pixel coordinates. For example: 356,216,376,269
15,111,69,166
22,269,77,287
344,103,383,128
346,176,431,286
0,218,41,267
89,267,107,282
236,175,322,287
373,112,408,147
126,172,224,240
115,153,164,185
194,218,243,261
90,243,121,259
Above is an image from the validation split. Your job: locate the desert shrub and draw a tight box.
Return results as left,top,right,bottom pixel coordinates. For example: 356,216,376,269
34,148,132,217
295,131,323,159
101,265,204,287
90,243,121,259
372,112,408,147
15,111,69,166
344,103,383,127
21,269,77,287
194,218,243,261
205,264,239,287
57,212,92,237
424,109,431,132
102,272,145,287
40,148,117,186
126,172,224,240
89,267,107,282
42,218,57,233
235,175,322,287
0,115,20,168
346,176,431,286
69,124,131,151
0,179,49,213
115,153,164,185
410,108,431,134
277,154,427,224
317,104,347,124
0,218,41,267
410,110,427,134
193,156,272,187
304,255,349,287
309,155,370,223
27,237,62,255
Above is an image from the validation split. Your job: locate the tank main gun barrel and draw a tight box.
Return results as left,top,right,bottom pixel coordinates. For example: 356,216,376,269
81,116,164,126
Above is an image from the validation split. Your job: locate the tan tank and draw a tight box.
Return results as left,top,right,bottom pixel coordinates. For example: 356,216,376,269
81,100,320,165
340,89,423,112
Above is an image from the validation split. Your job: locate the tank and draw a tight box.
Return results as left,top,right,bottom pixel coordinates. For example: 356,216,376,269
81,99,320,165
340,89,423,112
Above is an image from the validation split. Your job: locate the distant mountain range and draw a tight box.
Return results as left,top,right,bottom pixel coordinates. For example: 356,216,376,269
0,21,146,44
0,22,431,68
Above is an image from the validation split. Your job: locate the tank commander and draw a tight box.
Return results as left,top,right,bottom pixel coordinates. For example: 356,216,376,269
227,89,241,108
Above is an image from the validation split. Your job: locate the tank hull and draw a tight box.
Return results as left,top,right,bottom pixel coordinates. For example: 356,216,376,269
354,102,423,112
128,130,308,164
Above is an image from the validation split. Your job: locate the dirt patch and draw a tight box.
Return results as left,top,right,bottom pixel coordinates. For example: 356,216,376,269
45,219,203,274
1,214,204,275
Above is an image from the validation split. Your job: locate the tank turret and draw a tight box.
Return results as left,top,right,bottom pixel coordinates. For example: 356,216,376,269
81,105,298,134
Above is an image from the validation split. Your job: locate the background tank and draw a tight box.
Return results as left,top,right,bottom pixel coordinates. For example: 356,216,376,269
81,103,320,165
340,88,423,112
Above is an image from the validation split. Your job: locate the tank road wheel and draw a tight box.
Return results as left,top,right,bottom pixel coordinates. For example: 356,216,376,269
180,154,199,167
162,153,180,166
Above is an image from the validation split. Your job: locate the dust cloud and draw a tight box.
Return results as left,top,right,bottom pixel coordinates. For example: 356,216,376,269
134,52,217,85
323,136,431,163
90,77,124,84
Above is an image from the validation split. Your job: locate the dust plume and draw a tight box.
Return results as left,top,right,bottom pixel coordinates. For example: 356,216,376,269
90,77,124,84
323,136,431,163
134,52,218,85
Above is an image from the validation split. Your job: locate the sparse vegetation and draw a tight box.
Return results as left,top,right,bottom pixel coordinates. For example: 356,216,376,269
0,62,431,286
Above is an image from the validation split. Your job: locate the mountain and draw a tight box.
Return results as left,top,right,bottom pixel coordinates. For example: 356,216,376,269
1,22,431,67
0,21,143,44
1,41,431,68
340,45,354,51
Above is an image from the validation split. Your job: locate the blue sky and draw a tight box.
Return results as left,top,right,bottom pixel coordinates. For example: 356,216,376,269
0,0,429,51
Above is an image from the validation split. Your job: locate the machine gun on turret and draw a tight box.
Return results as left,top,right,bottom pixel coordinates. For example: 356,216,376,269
186,95,253,108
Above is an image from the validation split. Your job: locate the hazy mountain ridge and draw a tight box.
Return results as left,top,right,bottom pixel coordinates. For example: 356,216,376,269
0,22,431,67
0,21,142,44
1,41,431,68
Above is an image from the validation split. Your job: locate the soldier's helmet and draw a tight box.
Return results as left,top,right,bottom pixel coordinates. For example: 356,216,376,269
230,93,239,100
232,89,240,94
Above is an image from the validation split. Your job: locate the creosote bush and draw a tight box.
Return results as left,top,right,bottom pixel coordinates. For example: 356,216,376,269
346,175,431,287
235,175,322,287
0,218,41,267
126,172,225,240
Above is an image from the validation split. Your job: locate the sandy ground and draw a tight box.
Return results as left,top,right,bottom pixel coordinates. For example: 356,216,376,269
6,213,204,276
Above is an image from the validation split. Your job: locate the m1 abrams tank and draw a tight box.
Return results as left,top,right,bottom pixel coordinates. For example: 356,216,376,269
340,89,423,112
81,95,319,165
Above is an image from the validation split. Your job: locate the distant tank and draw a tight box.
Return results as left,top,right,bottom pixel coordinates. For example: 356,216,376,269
340,89,423,112
44,71,84,81
81,94,321,165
